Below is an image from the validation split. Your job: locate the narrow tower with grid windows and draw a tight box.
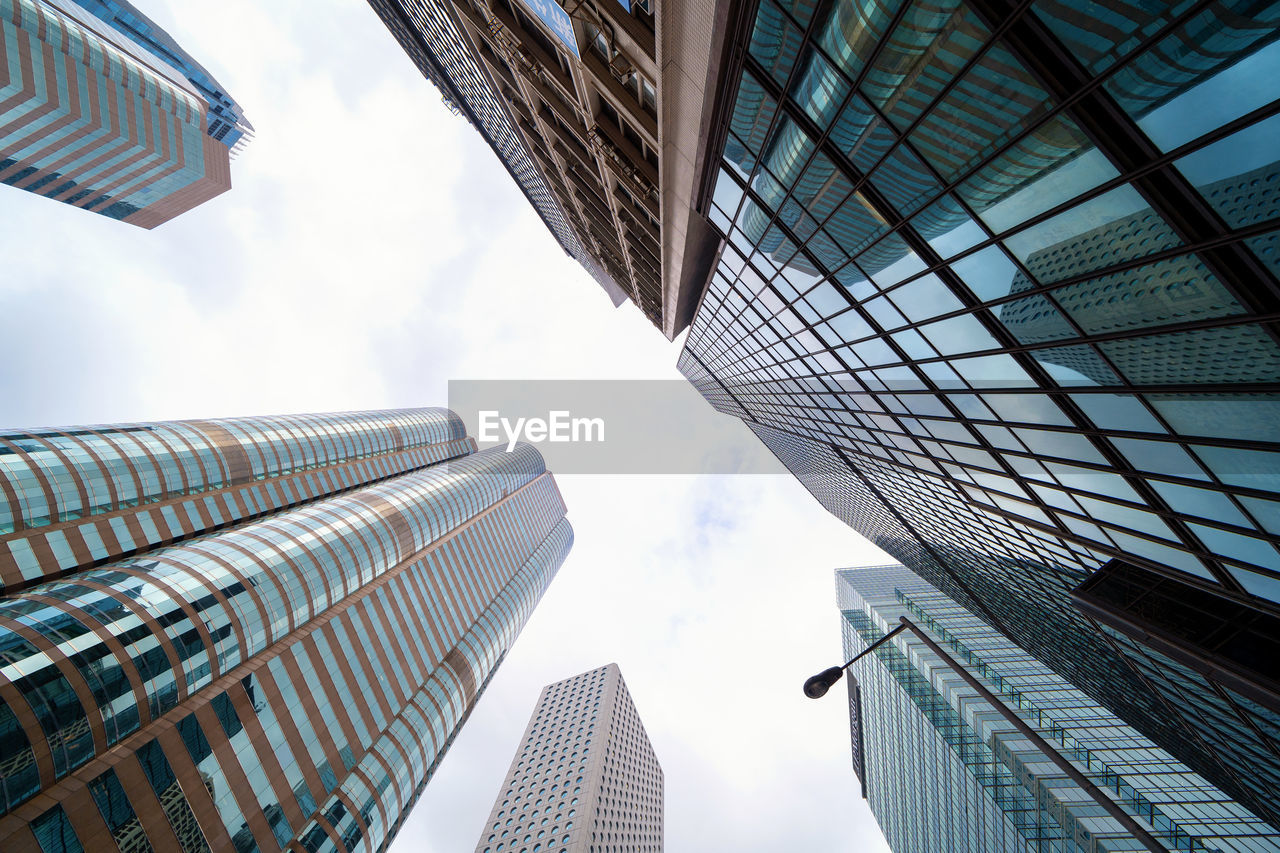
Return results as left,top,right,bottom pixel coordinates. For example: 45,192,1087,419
475,663,662,853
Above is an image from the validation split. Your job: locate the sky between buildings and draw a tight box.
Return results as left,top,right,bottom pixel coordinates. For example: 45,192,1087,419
0,1,895,849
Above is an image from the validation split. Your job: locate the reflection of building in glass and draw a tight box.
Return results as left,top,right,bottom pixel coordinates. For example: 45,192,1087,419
0,0,243,226
678,0,1280,827
474,663,663,853
0,408,572,852
837,564,1280,852
71,0,254,151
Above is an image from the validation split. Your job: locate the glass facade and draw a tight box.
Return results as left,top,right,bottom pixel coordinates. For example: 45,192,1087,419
0,408,573,853
838,564,1280,852
0,0,236,226
678,0,1280,824
69,0,253,150
0,408,473,592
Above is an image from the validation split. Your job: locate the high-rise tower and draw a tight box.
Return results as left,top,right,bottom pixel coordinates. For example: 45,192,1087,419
0,407,572,853
668,0,1280,825
0,0,245,227
364,0,727,338
837,564,1280,852
68,0,253,152
475,663,662,853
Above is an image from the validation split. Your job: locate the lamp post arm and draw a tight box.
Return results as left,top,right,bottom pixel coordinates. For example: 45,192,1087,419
840,622,908,671
890,616,1171,853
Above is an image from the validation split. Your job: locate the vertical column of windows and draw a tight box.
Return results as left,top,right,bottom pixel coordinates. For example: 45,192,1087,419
173,712,255,853
135,739,211,853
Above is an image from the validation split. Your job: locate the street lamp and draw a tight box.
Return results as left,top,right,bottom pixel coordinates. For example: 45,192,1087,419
802,623,907,698
805,615,1171,853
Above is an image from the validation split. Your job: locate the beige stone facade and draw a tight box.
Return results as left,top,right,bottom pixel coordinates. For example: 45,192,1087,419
475,663,663,852
369,0,734,338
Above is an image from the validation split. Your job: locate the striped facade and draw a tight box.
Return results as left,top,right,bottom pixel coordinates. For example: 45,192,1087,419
0,407,574,853
0,0,233,228
69,0,252,151
475,663,662,853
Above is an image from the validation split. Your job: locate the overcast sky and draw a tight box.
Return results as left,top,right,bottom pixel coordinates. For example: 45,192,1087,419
0,2,894,849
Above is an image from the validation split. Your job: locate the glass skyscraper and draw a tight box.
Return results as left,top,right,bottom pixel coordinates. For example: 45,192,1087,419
0,407,573,853
676,0,1280,824
838,564,1280,852
0,0,242,226
69,0,253,151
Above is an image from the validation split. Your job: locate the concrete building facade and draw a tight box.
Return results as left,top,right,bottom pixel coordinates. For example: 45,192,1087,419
475,663,662,853
365,0,726,338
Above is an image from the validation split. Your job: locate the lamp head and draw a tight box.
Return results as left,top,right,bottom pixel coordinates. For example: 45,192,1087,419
803,665,845,699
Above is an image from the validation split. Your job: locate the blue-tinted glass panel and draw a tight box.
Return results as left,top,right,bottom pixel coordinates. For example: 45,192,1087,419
1147,394,1280,443
1034,345,1120,385
790,45,851,130
726,70,779,176
958,116,1118,233
1099,325,1280,386
1032,0,1197,74
912,194,986,258
1048,255,1242,337
1070,393,1166,433
1004,186,1182,283
950,244,1019,301
1103,2,1280,151
749,0,806,86
1174,112,1280,231
818,0,904,81
910,42,1055,183
830,94,897,172
31,805,84,853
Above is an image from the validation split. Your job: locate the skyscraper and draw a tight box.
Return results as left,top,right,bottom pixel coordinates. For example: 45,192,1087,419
68,1,253,152
0,0,245,227
669,0,1280,825
364,0,724,338
837,564,1280,852
0,407,573,853
475,663,662,853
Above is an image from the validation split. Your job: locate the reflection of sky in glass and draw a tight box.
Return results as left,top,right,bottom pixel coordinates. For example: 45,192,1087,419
1176,111,1280,186
1133,39,1280,152
975,148,1119,233
922,214,985,258
950,245,1017,302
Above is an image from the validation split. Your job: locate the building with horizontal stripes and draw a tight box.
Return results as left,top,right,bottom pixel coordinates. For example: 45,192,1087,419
475,663,662,853
664,0,1280,828
0,407,574,853
0,0,242,227
837,564,1280,851
69,0,253,152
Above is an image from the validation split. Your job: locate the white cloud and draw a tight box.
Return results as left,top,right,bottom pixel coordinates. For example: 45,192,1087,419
0,1,893,849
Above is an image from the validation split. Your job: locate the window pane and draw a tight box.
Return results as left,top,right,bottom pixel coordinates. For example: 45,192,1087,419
750,0,806,86
1105,3,1280,151
1004,185,1182,282
1173,112,1280,230
958,115,1118,232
